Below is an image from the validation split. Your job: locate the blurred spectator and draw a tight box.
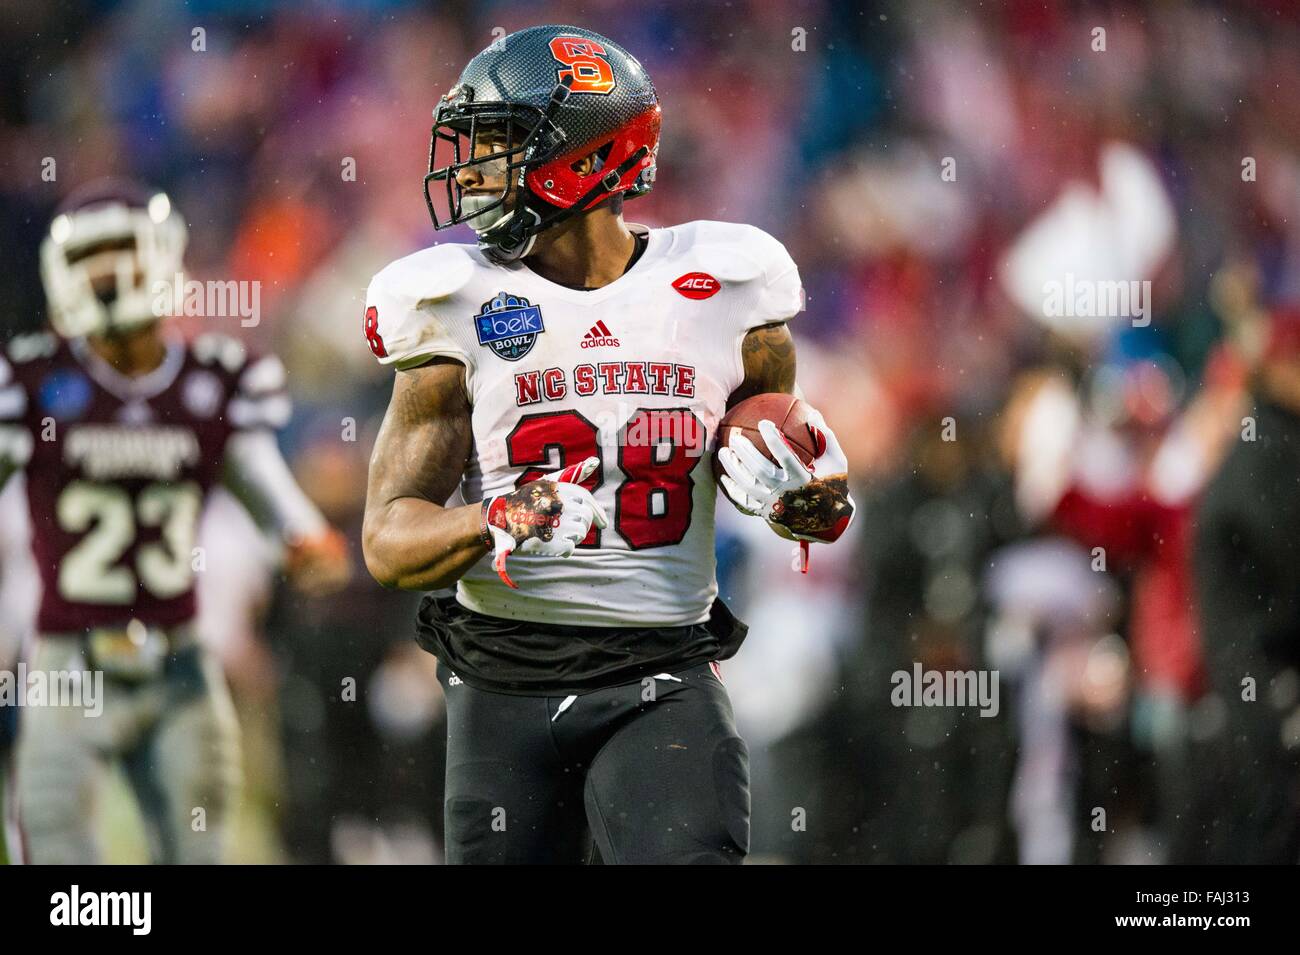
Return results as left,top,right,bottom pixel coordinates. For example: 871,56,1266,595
1193,307,1300,864
265,421,443,864
820,417,1023,863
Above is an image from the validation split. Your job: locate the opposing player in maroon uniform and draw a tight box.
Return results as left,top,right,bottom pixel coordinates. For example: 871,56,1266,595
0,180,350,863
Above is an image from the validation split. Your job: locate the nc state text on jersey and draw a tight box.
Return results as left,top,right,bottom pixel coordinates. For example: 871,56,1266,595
515,362,696,406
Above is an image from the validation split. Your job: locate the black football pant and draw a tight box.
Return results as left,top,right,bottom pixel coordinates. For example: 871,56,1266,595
437,661,749,864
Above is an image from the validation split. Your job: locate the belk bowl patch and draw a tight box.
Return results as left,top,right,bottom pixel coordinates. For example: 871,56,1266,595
474,292,544,361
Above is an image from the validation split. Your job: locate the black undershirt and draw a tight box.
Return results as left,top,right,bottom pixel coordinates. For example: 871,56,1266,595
541,230,649,291
415,591,749,695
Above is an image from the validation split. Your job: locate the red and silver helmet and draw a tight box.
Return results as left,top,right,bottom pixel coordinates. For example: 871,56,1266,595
424,25,660,262
39,179,187,339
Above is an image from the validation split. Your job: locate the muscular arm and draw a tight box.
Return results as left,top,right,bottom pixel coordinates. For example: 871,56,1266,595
362,359,487,590
728,322,798,408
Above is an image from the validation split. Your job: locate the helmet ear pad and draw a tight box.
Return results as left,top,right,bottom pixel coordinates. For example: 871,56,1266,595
525,104,660,211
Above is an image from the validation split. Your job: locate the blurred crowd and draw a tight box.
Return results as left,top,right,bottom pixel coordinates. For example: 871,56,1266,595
2,0,1299,863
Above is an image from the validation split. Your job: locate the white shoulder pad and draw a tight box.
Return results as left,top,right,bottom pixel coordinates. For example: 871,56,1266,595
228,353,292,431
679,221,804,327
239,353,288,397
192,332,248,373
365,245,476,370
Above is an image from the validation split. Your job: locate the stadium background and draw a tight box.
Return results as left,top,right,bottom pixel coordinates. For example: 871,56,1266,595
2,0,1299,863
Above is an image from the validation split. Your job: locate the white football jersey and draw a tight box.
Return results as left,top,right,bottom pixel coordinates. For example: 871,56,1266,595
365,220,803,627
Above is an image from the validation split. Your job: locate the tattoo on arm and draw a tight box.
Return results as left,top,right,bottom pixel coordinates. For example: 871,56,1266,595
363,359,482,589
730,322,797,407
368,359,472,509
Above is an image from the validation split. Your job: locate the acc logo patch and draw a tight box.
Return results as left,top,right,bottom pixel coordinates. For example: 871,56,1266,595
672,272,720,300
474,292,545,361
38,369,93,421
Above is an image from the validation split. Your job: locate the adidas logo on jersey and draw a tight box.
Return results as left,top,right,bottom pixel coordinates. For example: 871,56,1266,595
581,320,620,348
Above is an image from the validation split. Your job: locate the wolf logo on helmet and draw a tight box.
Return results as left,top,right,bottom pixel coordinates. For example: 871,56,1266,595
424,25,660,263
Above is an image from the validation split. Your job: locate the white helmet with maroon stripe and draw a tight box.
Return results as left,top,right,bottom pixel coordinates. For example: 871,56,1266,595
39,179,188,339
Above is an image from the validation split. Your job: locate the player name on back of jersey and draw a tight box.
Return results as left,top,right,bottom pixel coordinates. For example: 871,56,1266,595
64,424,200,481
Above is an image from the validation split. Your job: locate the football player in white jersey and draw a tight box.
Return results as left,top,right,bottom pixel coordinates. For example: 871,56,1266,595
362,25,854,864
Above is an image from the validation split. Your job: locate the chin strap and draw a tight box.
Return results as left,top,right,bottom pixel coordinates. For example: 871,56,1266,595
482,145,651,264
559,145,652,218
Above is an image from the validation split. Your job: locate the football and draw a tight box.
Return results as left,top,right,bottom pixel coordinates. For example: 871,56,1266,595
711,392,825,488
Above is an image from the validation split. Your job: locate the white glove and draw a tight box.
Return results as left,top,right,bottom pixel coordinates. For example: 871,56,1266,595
481,456,609,589
717,411,855,545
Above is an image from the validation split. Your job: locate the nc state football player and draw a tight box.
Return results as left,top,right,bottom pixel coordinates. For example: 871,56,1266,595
362,25,854,864
0,180,350,863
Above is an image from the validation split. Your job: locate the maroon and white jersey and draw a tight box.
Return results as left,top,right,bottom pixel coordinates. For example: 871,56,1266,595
0,331,290,633
365,220,803,627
